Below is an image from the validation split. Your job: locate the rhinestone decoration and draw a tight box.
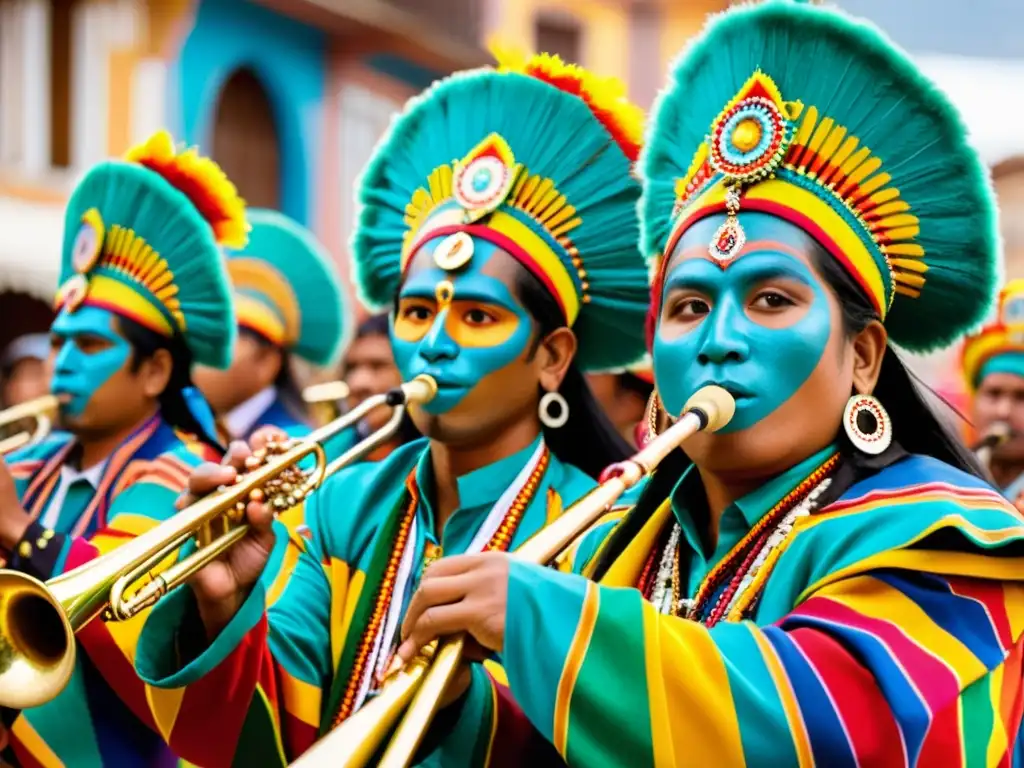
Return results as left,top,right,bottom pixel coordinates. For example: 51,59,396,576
61,274,89,312
433,231,474,272
452,133,519,221
708,185,746,266
709,93,790,184
72,208,105,274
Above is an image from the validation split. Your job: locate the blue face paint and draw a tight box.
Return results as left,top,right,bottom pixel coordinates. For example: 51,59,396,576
50,306,132,417
653,213,832,432
390,239,533,415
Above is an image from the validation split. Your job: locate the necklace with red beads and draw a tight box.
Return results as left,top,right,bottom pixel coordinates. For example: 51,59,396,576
640,453,839,627
333,441,551,724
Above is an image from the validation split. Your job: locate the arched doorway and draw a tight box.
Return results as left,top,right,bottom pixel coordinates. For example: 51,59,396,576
211,67,281,211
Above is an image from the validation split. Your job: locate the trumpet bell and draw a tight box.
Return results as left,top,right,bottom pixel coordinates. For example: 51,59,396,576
0,570,75,709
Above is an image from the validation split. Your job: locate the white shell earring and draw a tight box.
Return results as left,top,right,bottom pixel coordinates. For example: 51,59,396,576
539,391,569,429
843,394,892,455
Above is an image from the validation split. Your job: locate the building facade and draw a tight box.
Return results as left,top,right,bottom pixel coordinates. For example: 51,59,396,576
0,0,485,354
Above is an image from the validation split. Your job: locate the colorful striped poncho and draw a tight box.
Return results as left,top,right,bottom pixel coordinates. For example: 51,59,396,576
1,414,221,768
134,436,606,767
485,448,1024,766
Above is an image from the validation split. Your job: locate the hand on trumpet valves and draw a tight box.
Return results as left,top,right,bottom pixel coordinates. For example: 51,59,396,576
0,455,32,552
389,552,510,702
175,428,288,639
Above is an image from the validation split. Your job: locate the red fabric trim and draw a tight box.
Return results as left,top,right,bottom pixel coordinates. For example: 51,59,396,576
168,614,272,767
488,676,564,768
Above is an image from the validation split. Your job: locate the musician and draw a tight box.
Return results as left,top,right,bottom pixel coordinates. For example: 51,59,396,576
342,313,420,461
962,280,1024,496
193,209,349,443
0,130,241,766
133,51,650,766
1,333,52,409
391,3,1024,763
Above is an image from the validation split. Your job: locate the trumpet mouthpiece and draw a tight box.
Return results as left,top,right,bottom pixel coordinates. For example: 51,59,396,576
683,385,736,432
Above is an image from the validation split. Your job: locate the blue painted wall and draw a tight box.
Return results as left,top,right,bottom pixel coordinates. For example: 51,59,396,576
168,0,326,226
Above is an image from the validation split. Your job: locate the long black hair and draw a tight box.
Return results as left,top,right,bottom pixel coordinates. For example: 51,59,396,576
513,267,634,480
117,316,222,453
812,246,986,479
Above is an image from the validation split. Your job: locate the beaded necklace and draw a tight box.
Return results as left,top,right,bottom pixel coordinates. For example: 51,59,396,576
640,453,839,627
331,444,550,726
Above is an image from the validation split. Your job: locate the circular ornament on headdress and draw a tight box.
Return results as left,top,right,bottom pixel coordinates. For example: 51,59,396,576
61,274,89,313
708,97,789,183
72,208,105,274
1002,295,1024,326
433,231,474,272
454,154,513,215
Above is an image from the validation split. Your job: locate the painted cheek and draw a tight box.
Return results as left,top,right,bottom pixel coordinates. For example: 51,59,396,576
653,276,831,433
51,338,131,416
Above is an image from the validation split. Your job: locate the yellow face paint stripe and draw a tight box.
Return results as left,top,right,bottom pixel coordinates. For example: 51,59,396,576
553,581,600,757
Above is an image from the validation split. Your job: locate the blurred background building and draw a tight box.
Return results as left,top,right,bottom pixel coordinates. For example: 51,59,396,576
0,0,1020,400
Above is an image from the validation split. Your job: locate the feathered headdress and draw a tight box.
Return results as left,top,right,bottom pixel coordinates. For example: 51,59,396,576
56,131,244,369
351,50,650,372
227,209,350,367
641,0,998,354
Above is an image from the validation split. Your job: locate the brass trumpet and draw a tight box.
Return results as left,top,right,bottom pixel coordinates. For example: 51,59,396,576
0,395,61,456
0,375,437,709
292,384,736,768
303,380,351,427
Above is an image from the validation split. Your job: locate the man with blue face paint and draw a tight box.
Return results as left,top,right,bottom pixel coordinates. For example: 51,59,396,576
0,130,242,766
131,50,651,766
388,2,1024,764
963,280,1024,498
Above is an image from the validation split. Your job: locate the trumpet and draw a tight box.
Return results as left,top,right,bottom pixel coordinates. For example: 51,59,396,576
974,421,1012,471
303,380,351,427
292,384,736,768
0,395,61,456
0,375,437,710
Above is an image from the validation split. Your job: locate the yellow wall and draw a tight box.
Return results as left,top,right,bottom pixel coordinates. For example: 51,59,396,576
658,0,729,73
487,0,629,82
488,0,729,95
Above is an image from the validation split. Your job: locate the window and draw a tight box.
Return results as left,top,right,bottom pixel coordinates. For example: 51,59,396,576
50,0,74,168
338,84,401,248
533,12,582,64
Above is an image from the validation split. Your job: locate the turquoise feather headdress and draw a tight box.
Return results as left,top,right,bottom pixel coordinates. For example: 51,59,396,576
56,131,243,369
227,209,349,367
352,51,651,372
641,0,999,353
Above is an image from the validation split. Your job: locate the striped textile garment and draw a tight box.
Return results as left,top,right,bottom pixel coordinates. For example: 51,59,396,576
133,436,612,767
493,451,1024,767
1,415,221,768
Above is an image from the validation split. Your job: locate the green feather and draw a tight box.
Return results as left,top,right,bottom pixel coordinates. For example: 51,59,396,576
640,0,999,353
352,68,649,372
61,162,236,368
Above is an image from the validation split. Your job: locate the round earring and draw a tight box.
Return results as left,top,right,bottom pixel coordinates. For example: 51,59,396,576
539,391,569,429
843,394,892,455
